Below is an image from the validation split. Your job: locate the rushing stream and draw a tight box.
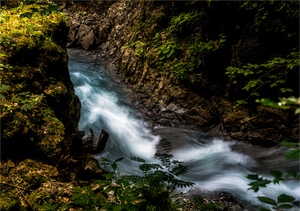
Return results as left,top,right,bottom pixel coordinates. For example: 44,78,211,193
68,49,299,210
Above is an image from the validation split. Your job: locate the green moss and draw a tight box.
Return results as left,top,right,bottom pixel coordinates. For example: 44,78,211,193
0,3,68,60
0,159,59,211
0,2,77,161
0,192,19,211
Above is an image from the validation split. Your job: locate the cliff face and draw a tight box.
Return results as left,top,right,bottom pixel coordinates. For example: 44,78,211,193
66,1,299,146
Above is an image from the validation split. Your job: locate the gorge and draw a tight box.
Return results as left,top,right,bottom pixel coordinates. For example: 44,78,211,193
0,1,299,210
68,48,299,210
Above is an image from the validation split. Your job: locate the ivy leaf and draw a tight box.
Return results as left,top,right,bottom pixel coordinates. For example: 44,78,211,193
257,196,276,206
277,194,295,203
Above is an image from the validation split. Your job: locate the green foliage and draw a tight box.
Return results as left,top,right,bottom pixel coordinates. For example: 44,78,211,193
0,2,70,159
121,5,227,86
122,41,147,58
247,96,299,210
57,139,217,211
19,4,59,18
167,11,200,35
150,32,225,84
72,186,102,211
0,3,68,59
39,203,60,211
240,1,299,34
156,40,179,61
247,173,299,210
256,97,300,114
256,194,296,211
100,157,124,180
226,51,299,104
281,141,300,161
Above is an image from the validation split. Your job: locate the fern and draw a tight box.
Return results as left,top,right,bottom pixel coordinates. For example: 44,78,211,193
130,157,146,163
158,138,173,152
170,164,189,177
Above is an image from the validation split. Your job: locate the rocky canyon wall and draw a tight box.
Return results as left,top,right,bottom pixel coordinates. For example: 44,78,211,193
65,0,299,147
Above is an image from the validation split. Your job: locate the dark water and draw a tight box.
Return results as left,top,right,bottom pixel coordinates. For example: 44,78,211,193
68,49,300,210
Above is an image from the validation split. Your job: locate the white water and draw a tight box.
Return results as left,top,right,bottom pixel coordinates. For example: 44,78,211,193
68,49,299,210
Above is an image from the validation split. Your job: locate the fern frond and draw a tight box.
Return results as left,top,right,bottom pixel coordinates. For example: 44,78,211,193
123,175,143,183
158,139,172,152
171,164,189,176
170,178,195,188
155,153,173,164
131,157,146,163
140,163,163,172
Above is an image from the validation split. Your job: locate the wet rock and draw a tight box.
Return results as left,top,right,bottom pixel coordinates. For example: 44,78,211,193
82,154,106,179
81,29,95,50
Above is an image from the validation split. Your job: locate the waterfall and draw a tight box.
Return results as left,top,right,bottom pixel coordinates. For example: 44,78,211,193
68,49,300,209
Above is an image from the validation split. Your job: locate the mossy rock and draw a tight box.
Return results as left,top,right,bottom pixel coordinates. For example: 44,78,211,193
29,181,78,210
0,192,20,211
0,2,80,161
0,159,59,211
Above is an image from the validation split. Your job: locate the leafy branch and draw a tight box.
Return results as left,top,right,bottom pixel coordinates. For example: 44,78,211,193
226,51,299,105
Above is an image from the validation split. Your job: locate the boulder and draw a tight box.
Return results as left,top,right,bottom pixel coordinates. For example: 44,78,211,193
81,29,95,50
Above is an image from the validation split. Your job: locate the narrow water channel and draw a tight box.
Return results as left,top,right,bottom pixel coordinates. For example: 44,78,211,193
68,49,299,209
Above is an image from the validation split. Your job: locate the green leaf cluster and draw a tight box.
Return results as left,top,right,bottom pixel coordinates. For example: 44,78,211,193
226,51,299,104
121,5,227,85
257,194,296,211
167,11,200,36
247,172,299,210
